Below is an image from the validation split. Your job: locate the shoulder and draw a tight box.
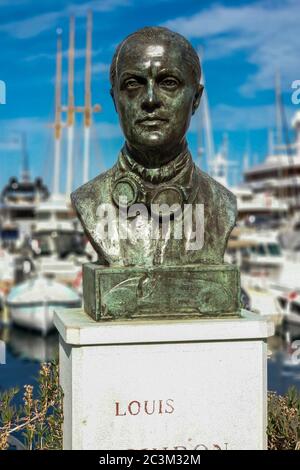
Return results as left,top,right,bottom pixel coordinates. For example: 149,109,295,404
71,167,117,218
195,166,237,226
70,167,117,245
194,166,237,260
71,168,114,207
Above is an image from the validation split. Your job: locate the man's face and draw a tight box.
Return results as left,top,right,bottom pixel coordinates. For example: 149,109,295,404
111,37,202,167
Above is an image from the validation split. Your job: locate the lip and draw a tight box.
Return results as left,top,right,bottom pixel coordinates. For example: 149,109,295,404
136,116,168,124
136,117,168,126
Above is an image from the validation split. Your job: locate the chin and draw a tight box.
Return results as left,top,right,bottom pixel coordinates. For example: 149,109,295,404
138,132,172,148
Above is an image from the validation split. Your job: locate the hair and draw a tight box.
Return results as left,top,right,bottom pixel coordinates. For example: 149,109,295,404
110,26,201,90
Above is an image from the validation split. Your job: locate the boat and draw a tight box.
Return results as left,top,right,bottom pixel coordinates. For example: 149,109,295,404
226,228,285,317
28,194,87,284
33,193,75,232
6,276,82,335
243,88,300,215
227,229,284,278
0,135,49,249
18,15,98,285
0,247,15,284
29,223,87,284
233,186,288,230
33,252,83,285
275,290,300,326
279,214,300,251
197,80,288,231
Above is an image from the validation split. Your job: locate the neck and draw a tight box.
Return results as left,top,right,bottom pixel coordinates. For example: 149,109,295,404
125,140,188,169
119,143,193,184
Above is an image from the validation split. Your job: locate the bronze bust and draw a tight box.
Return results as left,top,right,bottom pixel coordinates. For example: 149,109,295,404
71,27,240,320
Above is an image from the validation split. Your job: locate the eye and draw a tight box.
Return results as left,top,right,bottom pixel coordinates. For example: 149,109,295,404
159,77,180,90
124,78,141,89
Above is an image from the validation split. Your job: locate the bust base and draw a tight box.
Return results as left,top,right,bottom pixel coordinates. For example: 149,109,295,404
83,262,240,321
54,308,274,450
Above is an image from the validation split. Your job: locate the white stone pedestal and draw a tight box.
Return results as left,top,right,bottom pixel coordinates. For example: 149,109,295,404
54,309,274,450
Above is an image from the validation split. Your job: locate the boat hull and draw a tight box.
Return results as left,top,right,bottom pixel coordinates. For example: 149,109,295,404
9,301,81,335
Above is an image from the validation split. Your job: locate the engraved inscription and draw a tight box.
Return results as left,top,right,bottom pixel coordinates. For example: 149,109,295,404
115,399,175,416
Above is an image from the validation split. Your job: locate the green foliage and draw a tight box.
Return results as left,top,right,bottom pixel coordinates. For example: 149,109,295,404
267,387,300,450
0,363,63,450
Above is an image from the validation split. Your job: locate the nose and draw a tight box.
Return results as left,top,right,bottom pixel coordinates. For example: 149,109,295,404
141,80,161,112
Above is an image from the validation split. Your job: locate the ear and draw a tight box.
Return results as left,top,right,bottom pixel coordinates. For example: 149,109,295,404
192,84,204,115
110,88,118,113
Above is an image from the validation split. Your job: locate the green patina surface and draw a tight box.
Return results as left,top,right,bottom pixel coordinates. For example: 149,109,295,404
83,263,241,321
71,27,241,321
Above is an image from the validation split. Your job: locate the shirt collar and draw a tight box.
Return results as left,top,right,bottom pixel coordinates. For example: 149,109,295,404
118,145,194,184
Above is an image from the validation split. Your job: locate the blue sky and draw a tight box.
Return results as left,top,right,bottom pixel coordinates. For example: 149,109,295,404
0,0,299,192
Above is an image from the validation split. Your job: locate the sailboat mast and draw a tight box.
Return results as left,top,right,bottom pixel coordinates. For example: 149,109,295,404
66,15,75,196
53,29,62,195
82,10,101,184
197,48,215,173
268,128,274,156
83,10,92,184
243,136,250,172
275,71,283,148
222,132,229,186
202,87,215,174
292,112,300,159
21,133,30,182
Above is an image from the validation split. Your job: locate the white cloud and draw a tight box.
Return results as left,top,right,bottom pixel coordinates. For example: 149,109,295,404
0,117,48,133
24,47,103,63
211,104,275,131
0,11,62,39
162,0,300,96
0,0,131,39
67,0,131,16
189,101,297,132
59,61,109,83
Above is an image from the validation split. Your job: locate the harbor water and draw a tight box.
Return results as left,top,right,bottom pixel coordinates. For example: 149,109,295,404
0,325,58,397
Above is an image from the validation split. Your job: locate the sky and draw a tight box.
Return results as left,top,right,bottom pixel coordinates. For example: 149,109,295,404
0,0,299,192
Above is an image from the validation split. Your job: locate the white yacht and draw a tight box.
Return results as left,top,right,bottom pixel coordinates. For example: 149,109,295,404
6,276,82,335
30,194,87,284
227,229,284,275
0,135,49,248
274,290,300,326
244,111,300,214
0,247,15,284
33,193,75,233
233,186,288,229
226,228,284,316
